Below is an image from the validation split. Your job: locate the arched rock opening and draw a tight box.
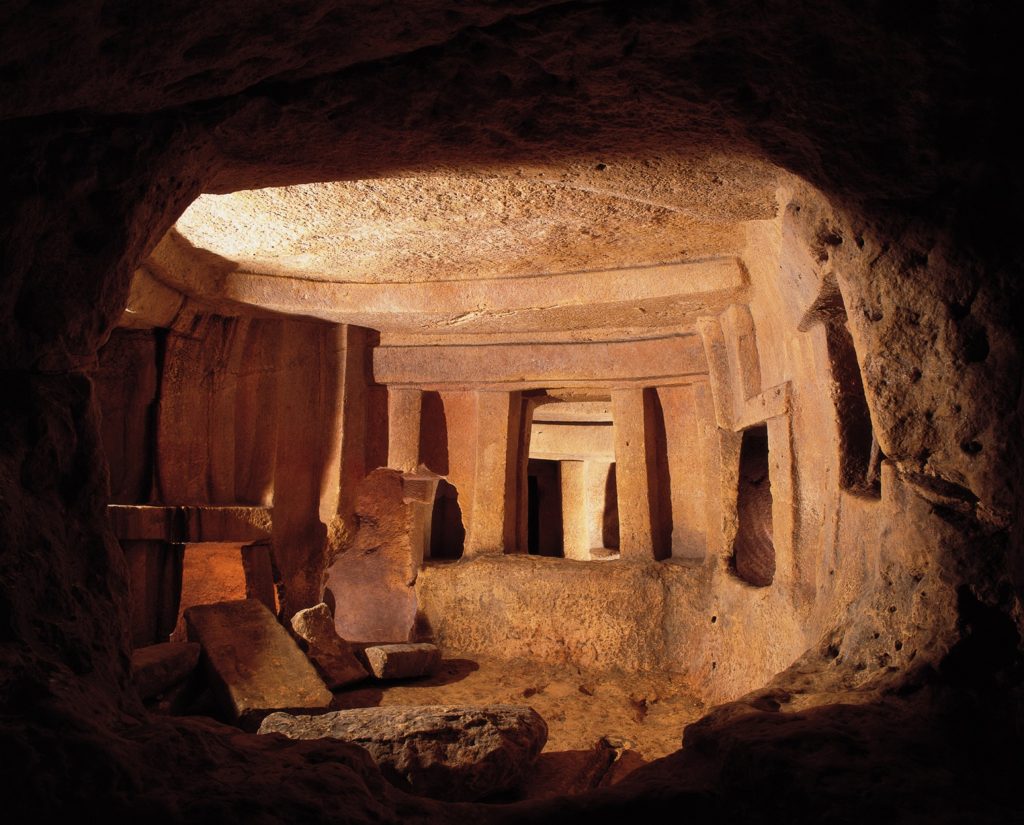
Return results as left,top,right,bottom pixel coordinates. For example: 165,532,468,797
1,2,1021,821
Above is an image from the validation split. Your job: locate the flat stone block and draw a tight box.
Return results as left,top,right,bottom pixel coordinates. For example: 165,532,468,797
185,599,332,728
364,642,441,680
259,705,547,801
131,642,200,700
291,603,369,689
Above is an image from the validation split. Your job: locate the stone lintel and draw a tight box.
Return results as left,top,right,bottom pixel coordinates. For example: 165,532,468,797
529,421,615,461
108,504,272,543
532,400,613,423
374,335,707,389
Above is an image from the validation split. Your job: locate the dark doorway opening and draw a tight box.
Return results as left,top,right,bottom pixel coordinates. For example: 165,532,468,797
526,459,563,556
733,425,775,586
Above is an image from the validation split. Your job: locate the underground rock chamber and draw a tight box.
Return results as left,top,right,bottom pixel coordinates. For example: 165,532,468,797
2,3,1021,822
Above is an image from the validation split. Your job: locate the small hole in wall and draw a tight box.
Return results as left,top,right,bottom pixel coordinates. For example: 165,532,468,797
711,615,717,624
429,480,465,560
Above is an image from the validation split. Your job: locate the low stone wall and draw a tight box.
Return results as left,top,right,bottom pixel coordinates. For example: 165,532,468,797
415,554,807,706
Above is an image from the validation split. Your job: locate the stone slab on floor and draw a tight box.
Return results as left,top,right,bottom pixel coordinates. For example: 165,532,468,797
365,642,440,680
291,603,369,689
259,704,547,801
185,598,332,728
131,642,200,699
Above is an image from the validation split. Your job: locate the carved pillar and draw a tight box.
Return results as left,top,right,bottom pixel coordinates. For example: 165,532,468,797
584,459,614,553
657,384,708,559
387,387,423,472
560,460,589,560
466,390,522,556
611,388,656,559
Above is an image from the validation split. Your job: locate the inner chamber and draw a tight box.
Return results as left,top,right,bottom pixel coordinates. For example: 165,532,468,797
95,156,890,753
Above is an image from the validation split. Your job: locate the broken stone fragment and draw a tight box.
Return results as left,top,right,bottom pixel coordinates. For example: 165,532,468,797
259,705,547,801
185,599,332,729
290,603,369,689
364,642,441,680
131,642,200,700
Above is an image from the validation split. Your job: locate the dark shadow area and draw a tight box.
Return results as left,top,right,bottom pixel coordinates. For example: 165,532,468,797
509,744,649,801
419,390,449,476
603,463,620,549
825,320,882,497
732,425,775,586
429,479,465,560
527,459,563,556
644,388,673,560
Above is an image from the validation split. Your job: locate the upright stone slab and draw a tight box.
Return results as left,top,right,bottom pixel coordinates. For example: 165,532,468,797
323,469,420,643
611,388,656,559
185,598,332,728
560,460,590,560
467,390,521,556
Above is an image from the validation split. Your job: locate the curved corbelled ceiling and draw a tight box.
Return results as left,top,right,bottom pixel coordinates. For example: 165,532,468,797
148,154,783,335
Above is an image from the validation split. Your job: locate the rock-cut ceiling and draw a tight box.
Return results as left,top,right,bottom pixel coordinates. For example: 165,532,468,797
143,153,783,339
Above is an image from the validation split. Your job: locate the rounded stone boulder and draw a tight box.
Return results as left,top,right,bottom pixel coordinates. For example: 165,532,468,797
259,704,547,801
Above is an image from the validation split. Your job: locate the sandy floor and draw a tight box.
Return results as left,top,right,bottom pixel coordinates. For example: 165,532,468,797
334,653,706,797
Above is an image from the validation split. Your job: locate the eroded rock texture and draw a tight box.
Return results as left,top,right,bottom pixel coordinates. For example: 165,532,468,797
0,1,1021,823
260,705,548,801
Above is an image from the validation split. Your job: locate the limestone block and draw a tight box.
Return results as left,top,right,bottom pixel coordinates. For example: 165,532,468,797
374,334,708,389
560,461,590,560
364,643,441,680
611,388,655,559
529,421,615,461
290,603,368,689
259,705,547,801
131,642,200,700
185,599,332,728
324,469,419,643
467,390,521,555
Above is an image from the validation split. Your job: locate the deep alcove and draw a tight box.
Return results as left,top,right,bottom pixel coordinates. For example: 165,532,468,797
1,2,1021,822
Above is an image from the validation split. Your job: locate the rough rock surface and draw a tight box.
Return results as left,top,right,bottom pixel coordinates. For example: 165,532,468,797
290,603,368,689
260,705,548,801
130,642,200,700
0,2,1021,823
185,599,332,728
365,643,441,680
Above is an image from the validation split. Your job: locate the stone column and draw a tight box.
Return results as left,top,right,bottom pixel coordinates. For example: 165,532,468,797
611,388,655,559
387,387,423,472
560,460,590,560
584,459,614,553
466,390,522,556
657,384,708,559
